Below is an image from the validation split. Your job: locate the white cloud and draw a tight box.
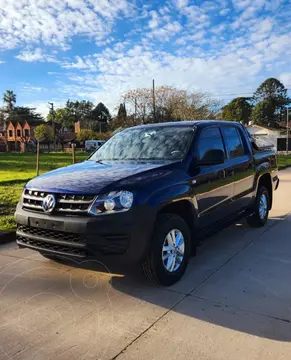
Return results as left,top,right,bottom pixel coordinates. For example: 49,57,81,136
0,0,134,50
148,10,159,29
4,0,291,114
148,20,182,41
180,5,209,24
173,0,189,9
0,60,5,64
176,30,206,44
25,100,66,118
15,48,58,62
219,8,230,15
250,18,274,41
62,56,96,70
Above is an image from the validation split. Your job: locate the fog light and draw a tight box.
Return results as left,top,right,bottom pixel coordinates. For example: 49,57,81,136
104,199,115,211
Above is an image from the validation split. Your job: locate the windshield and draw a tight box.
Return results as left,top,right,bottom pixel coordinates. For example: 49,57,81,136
89,126,194,161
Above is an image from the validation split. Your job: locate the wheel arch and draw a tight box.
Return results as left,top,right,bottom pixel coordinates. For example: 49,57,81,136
157,199,197,250
258,173,273,209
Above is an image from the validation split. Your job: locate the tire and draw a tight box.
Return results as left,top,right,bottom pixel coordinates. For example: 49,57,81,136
246,185,270,227
142,214,191,286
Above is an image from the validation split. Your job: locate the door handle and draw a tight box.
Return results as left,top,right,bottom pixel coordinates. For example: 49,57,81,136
218,169,225,179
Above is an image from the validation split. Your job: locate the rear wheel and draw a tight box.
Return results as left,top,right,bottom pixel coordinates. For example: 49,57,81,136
142,214,191,286
247,185,270,227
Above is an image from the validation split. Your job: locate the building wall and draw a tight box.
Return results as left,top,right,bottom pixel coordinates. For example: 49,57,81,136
74,121,81,134
247,125,285,150
22,121,31,139
5,121,34,152
7,122,16,141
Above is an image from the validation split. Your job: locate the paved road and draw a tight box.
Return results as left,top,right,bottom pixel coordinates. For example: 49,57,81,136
1,169,291,360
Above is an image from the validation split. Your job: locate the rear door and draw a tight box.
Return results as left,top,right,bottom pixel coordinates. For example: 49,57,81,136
221,125,254,211
191,126,235,229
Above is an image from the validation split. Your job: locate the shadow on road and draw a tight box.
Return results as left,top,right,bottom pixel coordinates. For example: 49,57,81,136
1,215,290,348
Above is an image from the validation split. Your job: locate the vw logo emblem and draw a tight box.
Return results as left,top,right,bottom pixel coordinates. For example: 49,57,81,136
42,194,56,213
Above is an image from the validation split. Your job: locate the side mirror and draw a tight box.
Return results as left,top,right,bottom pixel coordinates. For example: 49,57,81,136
196,149,225,166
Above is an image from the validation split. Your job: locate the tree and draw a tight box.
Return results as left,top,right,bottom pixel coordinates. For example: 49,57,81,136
34,124,54,142
91,102,111,132
121,86,221,125
252,101,276,126
3,90,16,112
253,78,290,126
46,108,74,130
178,92,221,120
8,106,44,123
222,97,253,124
253,78,290,105
92,102,111,123
117,103,127,119
66,100,95,129
76,129,97,142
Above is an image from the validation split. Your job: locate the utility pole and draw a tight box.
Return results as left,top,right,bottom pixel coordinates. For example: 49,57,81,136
48,102,56,152
36,141,40,176
153,79,156,122
134,98,137,123
287,107,290,155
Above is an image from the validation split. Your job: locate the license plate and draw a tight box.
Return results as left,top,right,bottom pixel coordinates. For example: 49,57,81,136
29,218,65,231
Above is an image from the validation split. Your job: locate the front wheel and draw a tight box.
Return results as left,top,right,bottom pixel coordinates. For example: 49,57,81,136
246,185,270,227
142,214,191,286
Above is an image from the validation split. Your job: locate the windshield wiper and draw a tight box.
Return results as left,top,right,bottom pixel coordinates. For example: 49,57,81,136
95,159,105,164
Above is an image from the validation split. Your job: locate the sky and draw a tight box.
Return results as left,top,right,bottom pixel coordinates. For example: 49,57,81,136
0,0,291,117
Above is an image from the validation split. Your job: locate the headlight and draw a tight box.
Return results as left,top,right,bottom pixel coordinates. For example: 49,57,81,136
88,191,134,216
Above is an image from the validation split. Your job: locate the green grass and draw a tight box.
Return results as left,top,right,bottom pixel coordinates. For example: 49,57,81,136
277,155,291,170
0,152,88,183
0,216,16,231
0,152,88,231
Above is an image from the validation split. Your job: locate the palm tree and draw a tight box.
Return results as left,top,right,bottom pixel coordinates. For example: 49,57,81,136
3,90,16,111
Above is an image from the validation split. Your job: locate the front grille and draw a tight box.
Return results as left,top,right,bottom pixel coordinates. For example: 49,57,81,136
17,225,85,245
17,236,87,258
16,225,129,256
22,189,95,215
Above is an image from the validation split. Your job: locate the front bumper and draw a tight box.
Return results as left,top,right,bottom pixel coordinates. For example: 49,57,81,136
15,203,155,267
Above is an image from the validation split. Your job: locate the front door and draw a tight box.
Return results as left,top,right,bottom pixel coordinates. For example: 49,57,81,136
190,126,235,229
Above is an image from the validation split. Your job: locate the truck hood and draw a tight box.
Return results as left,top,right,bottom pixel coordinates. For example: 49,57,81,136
25,160,174,194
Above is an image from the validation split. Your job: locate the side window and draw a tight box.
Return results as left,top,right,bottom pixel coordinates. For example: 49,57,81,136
196,127,225,163
222,127,245,159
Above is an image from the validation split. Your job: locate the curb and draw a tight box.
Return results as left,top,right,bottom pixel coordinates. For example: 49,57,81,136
0,231,16,245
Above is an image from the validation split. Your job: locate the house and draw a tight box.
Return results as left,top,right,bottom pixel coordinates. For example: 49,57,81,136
0,122,7,152
246,124,289,151
5,120,44,152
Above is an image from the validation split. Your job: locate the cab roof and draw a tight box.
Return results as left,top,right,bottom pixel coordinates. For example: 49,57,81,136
130,120,242,129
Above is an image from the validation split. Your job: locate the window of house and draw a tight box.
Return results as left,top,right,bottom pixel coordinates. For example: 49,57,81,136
195,127,225,163
24,129,29,137
17,129,21,137
222,127,245,159
9,130,13,137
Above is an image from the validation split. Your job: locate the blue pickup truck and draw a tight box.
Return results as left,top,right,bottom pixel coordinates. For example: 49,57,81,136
15,121,279,285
